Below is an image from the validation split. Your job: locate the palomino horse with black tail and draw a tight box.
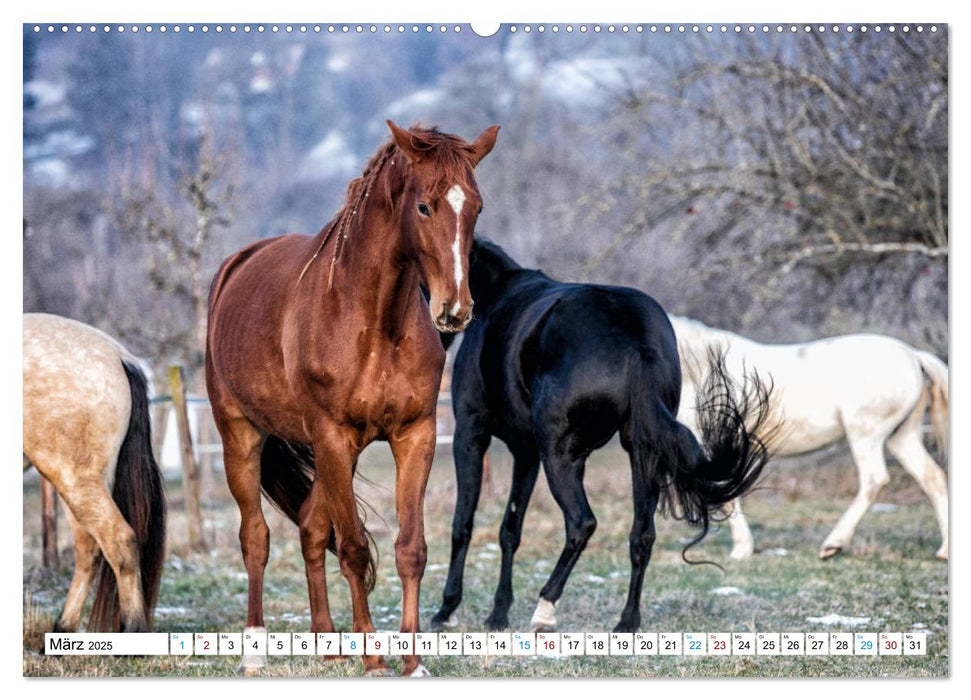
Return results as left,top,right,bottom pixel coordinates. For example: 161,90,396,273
430,240,777,634
23,313,166,633
206,121,498,676
669,316,949,561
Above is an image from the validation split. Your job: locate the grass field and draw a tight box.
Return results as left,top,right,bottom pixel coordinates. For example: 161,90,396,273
23,439,949,678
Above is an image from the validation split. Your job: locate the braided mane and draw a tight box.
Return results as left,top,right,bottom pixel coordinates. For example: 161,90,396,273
300,126,479,286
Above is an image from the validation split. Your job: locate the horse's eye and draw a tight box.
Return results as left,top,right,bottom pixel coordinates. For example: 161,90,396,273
417,202,430,217
478,205,484,215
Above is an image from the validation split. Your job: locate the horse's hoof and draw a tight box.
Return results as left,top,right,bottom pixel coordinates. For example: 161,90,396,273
239,652,267,675
819,546,843,560
484,615,509,632
936,550,948,561
408,664,432,677
429,613,457,631
730,547,754,560
530,598,557,632
364,667,396,677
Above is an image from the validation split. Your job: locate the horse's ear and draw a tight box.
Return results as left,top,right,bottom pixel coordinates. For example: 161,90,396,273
470,125,500,166
387,120,425,164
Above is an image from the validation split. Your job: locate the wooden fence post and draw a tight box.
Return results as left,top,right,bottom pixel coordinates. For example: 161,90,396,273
151,402,170,464
41,477,59,569
169,365,206,552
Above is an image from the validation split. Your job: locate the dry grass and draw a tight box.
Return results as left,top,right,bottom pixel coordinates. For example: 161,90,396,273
23,439,948,678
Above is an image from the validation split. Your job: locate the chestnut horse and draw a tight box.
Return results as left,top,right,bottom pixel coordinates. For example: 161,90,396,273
206,121,498,676
23,313,166,633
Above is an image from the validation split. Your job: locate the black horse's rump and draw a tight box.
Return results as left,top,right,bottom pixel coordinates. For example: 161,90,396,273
431,238,775,634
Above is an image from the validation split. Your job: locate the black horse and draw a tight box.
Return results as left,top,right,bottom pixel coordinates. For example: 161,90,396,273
430,239,776,634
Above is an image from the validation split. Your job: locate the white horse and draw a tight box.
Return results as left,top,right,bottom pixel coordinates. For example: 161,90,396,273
670,316,948,561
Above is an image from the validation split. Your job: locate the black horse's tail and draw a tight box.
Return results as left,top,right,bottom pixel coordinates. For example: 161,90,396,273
89,360,167,631
629,348,776,563
259,436,377,593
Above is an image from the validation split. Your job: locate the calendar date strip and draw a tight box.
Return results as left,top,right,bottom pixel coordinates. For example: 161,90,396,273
44,631,928,657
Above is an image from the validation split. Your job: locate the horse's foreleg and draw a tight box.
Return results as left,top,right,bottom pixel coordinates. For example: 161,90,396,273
218,421,269,673
486,446,540,631
389,417,437,677
821,438,889,559
727,498,755,559
887,420,949,560
430,422,490,631
313,423,388,675
298,481,337,639
534,456,596,633
52,509,101,633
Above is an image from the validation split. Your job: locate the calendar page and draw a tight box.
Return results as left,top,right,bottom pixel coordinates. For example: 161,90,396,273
21,10,950,683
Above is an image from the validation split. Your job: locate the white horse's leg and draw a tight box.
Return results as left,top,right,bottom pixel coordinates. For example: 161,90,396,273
820,437,889,559
727,498,754,559
886,419,949,560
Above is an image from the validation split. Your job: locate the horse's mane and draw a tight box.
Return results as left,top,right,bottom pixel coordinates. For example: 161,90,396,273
302,126,480,287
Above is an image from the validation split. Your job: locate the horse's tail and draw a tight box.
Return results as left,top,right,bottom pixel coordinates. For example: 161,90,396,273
915,350,949,460
259,436,377,593
89,360,167,632
628,348,776,563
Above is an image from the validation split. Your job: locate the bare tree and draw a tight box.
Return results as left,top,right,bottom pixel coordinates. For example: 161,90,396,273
110,135,235,380
585,30,947,351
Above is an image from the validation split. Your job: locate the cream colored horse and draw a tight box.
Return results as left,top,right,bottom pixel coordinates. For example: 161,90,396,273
23,313,166,632
670,316,948,561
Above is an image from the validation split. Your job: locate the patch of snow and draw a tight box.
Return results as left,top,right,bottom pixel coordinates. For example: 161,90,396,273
710,586,744,596
327,52,350,73
296,131,359,181
806,613,871,627
23,80,66,109
385,89,444,121
871,503,898,513
155,606,189,616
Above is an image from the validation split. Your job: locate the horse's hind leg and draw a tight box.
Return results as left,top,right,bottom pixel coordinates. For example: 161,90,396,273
52,509,101,632
533,455,596,633
486,444,540,631
298,480,336,636
313,420,389,676
886,394,949,560
54,476,147,631
820,435,889,559
615,444,659,633
41,477,59,569
727,498,755,559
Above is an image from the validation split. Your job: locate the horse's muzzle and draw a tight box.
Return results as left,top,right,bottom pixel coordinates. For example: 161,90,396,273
433,302,473,333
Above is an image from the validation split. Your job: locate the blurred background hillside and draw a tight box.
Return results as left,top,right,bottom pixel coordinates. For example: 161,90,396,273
22,24,948,384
